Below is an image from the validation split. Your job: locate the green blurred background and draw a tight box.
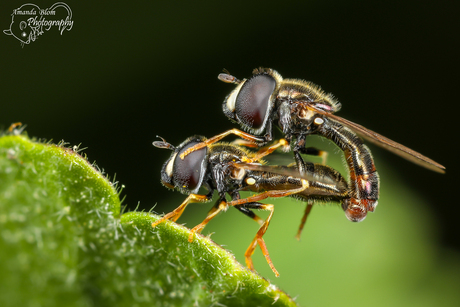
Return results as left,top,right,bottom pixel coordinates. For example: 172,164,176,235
1,0,459,306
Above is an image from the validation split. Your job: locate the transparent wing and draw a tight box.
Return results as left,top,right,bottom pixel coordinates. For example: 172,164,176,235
311,107,446,173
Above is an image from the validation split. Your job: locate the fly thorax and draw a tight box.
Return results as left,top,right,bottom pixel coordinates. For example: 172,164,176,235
278,101,293,134
212,163,230,193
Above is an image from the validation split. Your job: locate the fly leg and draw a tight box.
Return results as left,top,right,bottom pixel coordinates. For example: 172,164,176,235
226,181,309,276
234,205,264,226
290,149,319,238
188,193,267,243
295,200,313,241
294,134,328,165
239,202,278,277
152,193,212,228
232,191,266,226
228,179,309,207
241,139,290,163
188,199,228,242
231,138,259,148
235,202,279,276
291,134,324,237
234,204,272,273
179,129,266,159
301,147,328,165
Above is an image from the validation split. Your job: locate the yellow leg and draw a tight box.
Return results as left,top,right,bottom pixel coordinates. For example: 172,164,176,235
227,179,309,207
188,201,228,242
151,194,210,228
241,139,289,163
231,138,259,148
179,129,266,160
243,203,279,277
225,181,309,276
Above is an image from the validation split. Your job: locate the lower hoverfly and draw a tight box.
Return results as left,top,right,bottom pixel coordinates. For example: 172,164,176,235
152,134,348,276
181,68,445,222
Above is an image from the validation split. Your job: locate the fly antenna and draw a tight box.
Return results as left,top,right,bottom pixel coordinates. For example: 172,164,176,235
218,69,241,84
153,136,175,150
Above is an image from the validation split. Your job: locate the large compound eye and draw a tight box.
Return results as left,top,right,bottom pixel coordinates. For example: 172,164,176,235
235,74,276,129
173,141,207,191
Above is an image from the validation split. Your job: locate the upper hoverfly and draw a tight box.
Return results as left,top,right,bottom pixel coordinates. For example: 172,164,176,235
181,68,445,222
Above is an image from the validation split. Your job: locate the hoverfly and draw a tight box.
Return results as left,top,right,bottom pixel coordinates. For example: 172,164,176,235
181,68,445,223
152,134,349,276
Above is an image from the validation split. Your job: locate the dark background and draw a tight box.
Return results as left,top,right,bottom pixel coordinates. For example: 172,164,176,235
1,0,458,272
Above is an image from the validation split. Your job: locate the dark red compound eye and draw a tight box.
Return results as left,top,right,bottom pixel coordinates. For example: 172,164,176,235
173,141,207,191
235,74,276,129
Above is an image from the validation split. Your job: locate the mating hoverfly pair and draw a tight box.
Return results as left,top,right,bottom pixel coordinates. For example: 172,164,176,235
152,68,445,276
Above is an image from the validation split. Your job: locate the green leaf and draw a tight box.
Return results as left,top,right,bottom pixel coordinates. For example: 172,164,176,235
0,133,297,306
